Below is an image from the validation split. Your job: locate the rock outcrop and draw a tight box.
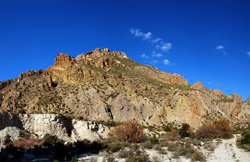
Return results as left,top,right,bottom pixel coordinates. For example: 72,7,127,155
54,53,75,68
191,81,205,89
213,89,226,96
0,113,110,145
76,48,127,62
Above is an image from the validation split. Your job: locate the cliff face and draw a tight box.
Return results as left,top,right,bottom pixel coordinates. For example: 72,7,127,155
0,113,109,145
0,48,249,129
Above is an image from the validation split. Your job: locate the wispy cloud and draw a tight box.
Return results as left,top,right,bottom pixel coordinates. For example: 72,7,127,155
206,81,222,86
130,28,152,40
161,43,172,51
130,28,172,52
152,52,163,57
152,38,162,43
141,53,149,59
163,59,170,65
216,45,227,55
131,28,172,65
216,45,224,50
247,51,250,57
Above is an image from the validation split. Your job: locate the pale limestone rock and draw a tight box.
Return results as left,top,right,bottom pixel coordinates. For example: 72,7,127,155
0,113,110,146
71,120,109,142
0,127,20,143
19,114,71,141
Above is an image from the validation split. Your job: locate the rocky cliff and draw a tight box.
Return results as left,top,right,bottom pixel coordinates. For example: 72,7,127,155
0,113,109,146
0,48,249,129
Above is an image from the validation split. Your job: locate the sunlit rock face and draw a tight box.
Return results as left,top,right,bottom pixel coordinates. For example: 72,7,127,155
0,113,110,144
0,48,249,130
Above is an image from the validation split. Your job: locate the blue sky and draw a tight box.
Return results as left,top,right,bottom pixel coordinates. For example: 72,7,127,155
1,0,250,100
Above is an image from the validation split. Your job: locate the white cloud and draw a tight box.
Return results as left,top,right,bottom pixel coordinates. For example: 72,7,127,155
141,53,149,59
143,32,152,40
152,53,163,57
216,45,228,55
152,38,162,43
130,28,172,53
130,28,152,40
163,59,170,65
216,45,224,50
130,28,143,37
247,51,250,57
161,43,172,51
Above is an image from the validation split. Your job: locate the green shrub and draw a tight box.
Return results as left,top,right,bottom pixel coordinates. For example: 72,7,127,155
150,134,159,145
39,134,63,147
241,131,250,145
191,150,206,161
71,155,77,162
164,125,171,132
179,123,190,138
237,129,250,151
102,120,123,127
107,141,123,152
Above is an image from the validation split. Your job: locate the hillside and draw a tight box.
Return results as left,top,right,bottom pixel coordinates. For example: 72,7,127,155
0,48,249,129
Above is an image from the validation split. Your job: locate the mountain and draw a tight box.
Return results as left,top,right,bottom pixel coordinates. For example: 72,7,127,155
0,48,249,128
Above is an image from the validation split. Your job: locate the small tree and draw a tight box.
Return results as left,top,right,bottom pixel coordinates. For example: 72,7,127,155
108,120,147,143
179,123,190,138
164,125,171,132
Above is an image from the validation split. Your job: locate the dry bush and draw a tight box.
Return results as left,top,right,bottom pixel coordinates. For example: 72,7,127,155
196,119,232,139
159,138,169,147
167,142,178,151
142,141,153,149
108,120,147,143
118,149,129,158
11,138,40,149
163,128,180,141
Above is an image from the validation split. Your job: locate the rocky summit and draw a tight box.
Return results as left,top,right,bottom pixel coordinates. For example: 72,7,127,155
0,48,249,129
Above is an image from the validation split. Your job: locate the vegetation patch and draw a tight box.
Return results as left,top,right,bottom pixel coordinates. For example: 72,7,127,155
213,98,234,103
108,120,147,143
196,119,233,139
237,123,250,151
